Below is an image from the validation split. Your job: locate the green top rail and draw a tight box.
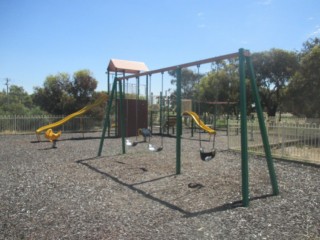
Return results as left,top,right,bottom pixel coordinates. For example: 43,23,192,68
115,51,249,81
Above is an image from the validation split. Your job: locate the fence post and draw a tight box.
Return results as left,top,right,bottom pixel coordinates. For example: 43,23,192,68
14,115,17,133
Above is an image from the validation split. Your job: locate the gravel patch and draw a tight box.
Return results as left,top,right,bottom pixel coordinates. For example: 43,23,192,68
0,131,319,239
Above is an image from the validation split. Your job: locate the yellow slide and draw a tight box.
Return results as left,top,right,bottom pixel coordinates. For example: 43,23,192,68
36,95,108,135
182,111,216,135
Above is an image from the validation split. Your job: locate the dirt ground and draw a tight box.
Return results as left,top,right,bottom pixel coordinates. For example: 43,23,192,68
0,131,319,239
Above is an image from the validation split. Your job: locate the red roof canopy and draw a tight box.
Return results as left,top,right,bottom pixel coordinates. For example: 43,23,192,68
107,59,149,74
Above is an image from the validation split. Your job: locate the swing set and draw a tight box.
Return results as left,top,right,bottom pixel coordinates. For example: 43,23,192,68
97,49,279,207
124,73,165,152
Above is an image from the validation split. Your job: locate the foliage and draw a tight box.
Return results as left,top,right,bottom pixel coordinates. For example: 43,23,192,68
169,68,203,99
33,70,98,115
285,38,320,117
251,49,298,116
87,91,108,121
71,70,98,110
0,85,46,115
33,73,72,115
197,60,242,116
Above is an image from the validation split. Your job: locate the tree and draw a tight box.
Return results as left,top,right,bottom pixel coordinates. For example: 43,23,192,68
286,38,320,117
251,49,299,116
87,91,108,120
300,37,320,56
33,70,98,115
197,60,242,115
33,73,72,114
0,85,45,115
71,70,97,110
169,68,203,99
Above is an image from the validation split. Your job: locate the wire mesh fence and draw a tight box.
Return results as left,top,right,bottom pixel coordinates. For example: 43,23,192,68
0,115,103,134
228,118,320,164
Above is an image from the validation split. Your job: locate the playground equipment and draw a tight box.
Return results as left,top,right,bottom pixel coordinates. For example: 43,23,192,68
182,111,216,161
45,129,61,148
125,128,163,151
106,59,164,151
182,111,216,134
99,49,279,207
35,95,108,141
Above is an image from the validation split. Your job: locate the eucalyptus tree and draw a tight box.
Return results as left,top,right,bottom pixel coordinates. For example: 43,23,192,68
251,49,298,116
285,38,320,117
33,70,98,115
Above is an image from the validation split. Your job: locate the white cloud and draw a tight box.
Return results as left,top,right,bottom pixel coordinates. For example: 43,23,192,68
197,24,206,29
196,12,206,28
257,0,272,5
309,25,320,37
241,40,249,45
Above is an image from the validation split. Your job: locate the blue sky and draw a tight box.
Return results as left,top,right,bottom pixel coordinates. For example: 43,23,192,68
0,0,319,95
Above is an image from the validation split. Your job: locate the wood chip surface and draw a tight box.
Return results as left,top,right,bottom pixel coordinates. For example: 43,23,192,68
1,132,319,239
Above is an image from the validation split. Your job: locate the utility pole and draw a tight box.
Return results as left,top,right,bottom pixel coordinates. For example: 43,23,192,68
4,78,10,106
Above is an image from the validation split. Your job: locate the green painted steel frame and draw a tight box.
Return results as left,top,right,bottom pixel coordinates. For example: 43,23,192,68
118,79,126,154
246,54,279,196
239,48,250,206
98,49,279,207
98,79,118,156
176,68,182,174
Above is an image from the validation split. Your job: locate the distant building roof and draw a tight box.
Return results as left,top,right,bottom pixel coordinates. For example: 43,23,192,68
107,59,149,74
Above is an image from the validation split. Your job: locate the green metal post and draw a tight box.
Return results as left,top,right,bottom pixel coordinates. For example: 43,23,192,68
137,77,140,100
146,75,149,127
107,70,110,95
146,75,148,103
107,70,111,137
176,67,182,174
246,55,279,196
150,111,153,132
166,91,169,134
239,48,250,207
191,119,194,137
214,104,217,129
190,101,194,137
98,79,118,156
122,71,126,96
118,79,126,154
159,91,163,134
114,71,118,136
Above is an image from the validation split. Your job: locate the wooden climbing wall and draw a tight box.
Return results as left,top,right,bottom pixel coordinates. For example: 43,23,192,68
117,99,148,137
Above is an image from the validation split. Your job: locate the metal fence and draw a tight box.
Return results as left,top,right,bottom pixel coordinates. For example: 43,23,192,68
228,119,320,164
0,115,103,134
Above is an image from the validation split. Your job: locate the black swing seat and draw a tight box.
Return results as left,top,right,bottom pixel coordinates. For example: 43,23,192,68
200,148,216,161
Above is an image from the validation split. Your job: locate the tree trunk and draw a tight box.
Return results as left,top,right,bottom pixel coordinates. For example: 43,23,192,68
267,105,277,117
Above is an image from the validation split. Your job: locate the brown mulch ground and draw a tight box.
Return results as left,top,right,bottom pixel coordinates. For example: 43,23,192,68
0,131,319,239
